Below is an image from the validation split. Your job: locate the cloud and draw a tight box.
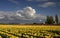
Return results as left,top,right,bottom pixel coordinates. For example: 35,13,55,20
38,2,56,8
0,11,16,20
0,16,5,19
26,0,48,2
16,7,36,20
36,0,48,2
58,2,60,6
26,0,33,1
16,7,46,20
0,7,46,23
8,0,19,5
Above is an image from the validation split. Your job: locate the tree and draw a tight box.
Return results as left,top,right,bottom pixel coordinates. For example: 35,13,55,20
50,16,54,24
45,16,50,24
45,16,54,24
55,14,58,24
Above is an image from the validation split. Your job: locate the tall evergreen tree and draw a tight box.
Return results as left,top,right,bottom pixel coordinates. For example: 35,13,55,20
55,14,58,24
50,16,54,24
45,16,50,24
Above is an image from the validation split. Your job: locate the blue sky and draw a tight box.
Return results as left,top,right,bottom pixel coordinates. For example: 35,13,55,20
0,0,60,15
0,0,60,23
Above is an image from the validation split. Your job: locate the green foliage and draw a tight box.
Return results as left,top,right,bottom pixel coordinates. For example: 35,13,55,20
55,14,58,24
45,16,54,24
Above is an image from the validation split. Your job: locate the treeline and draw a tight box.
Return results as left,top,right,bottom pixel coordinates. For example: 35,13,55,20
45,14,59,24
32,14,59,25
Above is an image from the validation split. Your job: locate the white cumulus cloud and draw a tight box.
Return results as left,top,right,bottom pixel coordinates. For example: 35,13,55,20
16,7,46,20
16,7,36,20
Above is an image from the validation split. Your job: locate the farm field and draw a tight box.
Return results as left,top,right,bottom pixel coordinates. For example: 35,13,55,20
0,25,60,38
